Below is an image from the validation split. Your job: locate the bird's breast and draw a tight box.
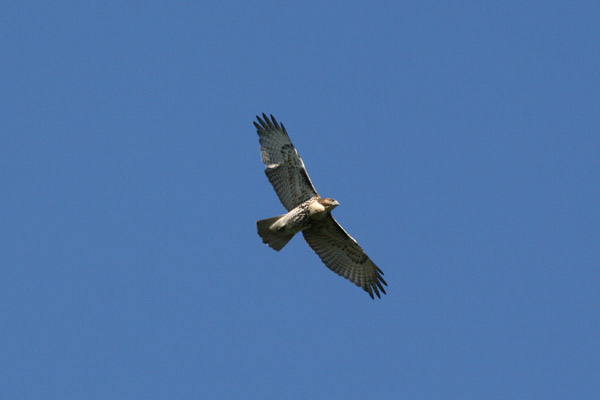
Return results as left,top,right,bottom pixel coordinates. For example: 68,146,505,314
307,200,326,215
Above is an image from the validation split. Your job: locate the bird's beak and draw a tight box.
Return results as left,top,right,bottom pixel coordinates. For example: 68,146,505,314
333,200,340,207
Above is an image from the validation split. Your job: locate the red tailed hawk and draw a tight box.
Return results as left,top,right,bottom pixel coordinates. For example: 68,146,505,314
254,114,387,299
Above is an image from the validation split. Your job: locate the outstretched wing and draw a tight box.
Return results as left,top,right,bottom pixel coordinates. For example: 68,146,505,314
254,114,319,211
302,215,387,299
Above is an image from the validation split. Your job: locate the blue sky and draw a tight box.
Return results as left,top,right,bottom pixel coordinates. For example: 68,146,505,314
2,1,599,398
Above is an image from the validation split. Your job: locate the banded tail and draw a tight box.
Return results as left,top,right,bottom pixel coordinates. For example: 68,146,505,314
257,215,295,251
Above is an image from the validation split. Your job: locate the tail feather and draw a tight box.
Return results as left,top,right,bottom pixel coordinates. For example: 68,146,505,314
257,215,294,251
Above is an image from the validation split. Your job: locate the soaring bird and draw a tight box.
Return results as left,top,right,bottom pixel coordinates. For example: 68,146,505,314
254,114,387,299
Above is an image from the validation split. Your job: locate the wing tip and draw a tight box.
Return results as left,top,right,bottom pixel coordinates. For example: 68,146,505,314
254,113,287,135
363,269,388,300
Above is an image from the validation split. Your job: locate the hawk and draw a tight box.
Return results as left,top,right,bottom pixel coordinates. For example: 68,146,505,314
254,114,387,299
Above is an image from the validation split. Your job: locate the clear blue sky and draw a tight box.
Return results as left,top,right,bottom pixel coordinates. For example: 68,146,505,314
2,1,599,399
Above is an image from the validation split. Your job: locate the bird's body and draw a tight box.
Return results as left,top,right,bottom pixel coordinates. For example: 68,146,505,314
257,197,339,250
254,114,387,299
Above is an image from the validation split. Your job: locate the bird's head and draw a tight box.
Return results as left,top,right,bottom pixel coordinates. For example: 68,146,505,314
320,198,340,211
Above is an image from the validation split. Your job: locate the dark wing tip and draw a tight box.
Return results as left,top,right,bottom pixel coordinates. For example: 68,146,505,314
376,280,387,294
375,265,388,287
269,114,282,131
254,113,287,135
379,275,388,287
366,286,375,299
255,114,267,130
373,284,381,299
260,113,275,130
364,267,387,299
